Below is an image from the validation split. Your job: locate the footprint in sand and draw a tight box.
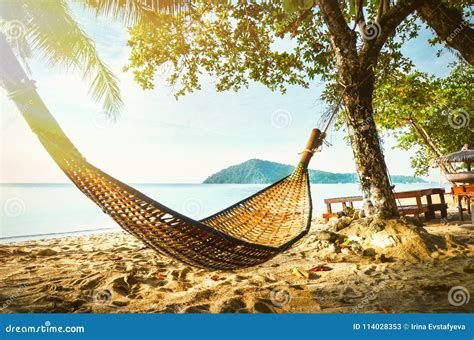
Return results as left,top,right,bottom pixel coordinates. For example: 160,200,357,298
154,261,169,268
111,300,129,307
220,297,247,313
157,287,174,293
36,248,58,256
70,299,87,311
80,276,103,290
194,289,214,300
253,301,274,313
178,267,193,282
158,303,182,313
183,304,210,313
341,287,365,304
111,276,134,296
234,275,249,282
233,288,245,295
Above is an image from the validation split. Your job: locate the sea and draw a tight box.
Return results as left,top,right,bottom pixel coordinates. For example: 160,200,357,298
0,182,449,243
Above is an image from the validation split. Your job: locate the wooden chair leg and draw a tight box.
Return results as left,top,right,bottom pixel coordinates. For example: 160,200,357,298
425,195,434,220
471,203,474,224
438,193,447,219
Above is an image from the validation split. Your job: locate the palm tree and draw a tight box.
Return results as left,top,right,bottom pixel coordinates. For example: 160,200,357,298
0,0,125,116
0,0,189,168
0,0,188,117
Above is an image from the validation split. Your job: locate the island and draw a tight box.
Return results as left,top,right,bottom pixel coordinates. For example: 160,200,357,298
203,159,426,184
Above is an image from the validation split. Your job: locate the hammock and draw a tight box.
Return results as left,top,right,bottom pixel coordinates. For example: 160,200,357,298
1,38,325,270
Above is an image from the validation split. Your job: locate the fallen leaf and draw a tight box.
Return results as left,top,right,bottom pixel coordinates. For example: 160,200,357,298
309,265,332,272
293,268,310,279
155,273,166,281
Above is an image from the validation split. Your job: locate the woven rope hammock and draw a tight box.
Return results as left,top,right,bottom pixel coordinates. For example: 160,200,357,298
1,35,326,270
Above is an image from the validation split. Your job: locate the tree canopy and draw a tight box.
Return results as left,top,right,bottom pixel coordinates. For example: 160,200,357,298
373,61,473,176
123,0,471,99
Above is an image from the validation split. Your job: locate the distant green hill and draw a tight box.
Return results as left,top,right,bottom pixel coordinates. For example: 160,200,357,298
203,159,425,184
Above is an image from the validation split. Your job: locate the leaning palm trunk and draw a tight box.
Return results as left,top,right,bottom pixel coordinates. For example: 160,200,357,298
0,34,77,159
0,33,321,270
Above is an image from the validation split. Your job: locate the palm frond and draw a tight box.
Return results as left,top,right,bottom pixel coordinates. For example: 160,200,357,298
81,0,190,25
23,0,123,116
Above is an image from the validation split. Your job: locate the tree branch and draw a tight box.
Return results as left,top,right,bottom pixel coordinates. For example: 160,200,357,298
417,0,474,65
355,0,366,33
375,0,390,22
317,0,358,67
360,0,422,70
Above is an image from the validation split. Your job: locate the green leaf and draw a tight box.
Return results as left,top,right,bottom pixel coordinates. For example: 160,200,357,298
349,0,355,17
282,0,299,14
302,0,314,10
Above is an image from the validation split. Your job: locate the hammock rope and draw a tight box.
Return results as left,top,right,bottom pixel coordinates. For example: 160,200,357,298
1,36,328,270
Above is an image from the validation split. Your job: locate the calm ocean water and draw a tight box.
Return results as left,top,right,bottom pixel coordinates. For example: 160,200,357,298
0,182,447,243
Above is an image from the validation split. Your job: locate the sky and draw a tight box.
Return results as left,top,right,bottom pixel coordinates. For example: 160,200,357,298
0,4,457,184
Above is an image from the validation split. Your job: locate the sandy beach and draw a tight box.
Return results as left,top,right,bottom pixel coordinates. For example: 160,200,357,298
1,210,473,314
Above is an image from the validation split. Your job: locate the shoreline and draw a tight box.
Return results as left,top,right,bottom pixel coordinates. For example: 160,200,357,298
0,227,120,245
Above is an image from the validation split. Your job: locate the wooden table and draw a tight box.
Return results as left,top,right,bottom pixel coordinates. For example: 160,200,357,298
323,188,447,222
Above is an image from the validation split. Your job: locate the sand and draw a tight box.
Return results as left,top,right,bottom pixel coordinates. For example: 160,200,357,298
0,211,473,314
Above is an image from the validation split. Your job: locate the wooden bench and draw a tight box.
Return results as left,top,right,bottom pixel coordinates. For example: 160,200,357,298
323,188,447,222
323,196,362,222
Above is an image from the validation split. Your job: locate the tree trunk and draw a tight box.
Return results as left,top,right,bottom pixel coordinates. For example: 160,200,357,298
0,33,79,165
342,70,399,219
317,1,399,219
